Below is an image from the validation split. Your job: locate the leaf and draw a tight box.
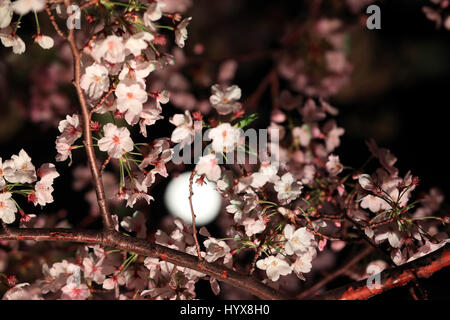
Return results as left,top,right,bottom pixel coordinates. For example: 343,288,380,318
236,113,258,128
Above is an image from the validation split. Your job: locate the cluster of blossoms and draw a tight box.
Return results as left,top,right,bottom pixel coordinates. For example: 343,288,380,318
2,215,224,300
0,149,59,224
277,17,353,98
47,1,196,210
0,0,54,54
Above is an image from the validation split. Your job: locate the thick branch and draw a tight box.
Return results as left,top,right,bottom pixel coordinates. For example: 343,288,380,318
314,243,450,300
0,228,286,300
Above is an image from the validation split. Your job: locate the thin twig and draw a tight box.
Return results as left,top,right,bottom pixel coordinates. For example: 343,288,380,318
100,156,111,175
65,0,114,231
89,88,115,118
249,245,263,275
188,170,203,261
298,246,373,299
45,4,67,40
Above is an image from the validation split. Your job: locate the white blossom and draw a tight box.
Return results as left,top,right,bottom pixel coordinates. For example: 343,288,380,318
273,173,303,204
0,0,13,29
92,35,126,64
0,28,25,54
169,110,194,146
2,149,37,184
143,1,165,24
175,16,191,48
283,225,315,255
11,0,44,15
203,238,232,265
61,283,90,300
80,64,110,100
34,34,54,49
115,81,148,117
207,123,241,153
256,255,292,282
195,153,221,182
326,154,344,176
0,192,17,224
98,123,134,159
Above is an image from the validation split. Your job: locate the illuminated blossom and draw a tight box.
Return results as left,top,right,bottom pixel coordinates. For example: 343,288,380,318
273,173,303,204
175,17,192,48
207,123,241,153
98,123,134,159
256,255,292,282
195,154,221,182
0,192,17,224
80,64,110,100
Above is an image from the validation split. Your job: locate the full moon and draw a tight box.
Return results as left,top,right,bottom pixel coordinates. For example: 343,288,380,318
164,171,222,226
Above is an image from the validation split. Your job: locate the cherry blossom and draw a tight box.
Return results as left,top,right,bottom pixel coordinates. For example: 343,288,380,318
283,225,316,255
98,123,134,159
139,102,164,137
169,110,195,146
80,64,110,101
0,0,12,29
82,256,106,285
273,173,303,204
124,32,154,57
143,1,165,25
91,35,126,64
242,216,266,237
324,120,345,152
34,35,54,50
292,252,314,278
11,0,44,15
175,17,192,48
250,162,279,188
0,192,17,224
2,149,37,184
374,227,403,248
203,237,232,265
0,158,7,189
55,142,74,165
209,84,242,115
292,125,312,147
115,81,148,118
0,28,25,54
61,283,90,300
195,153,221,182
120,211,148,238
326,154,344,176
256,255,292,282
0,0,448,302
57,114,82,145
118,59,157,84
207,123,241,153
103,272,126,297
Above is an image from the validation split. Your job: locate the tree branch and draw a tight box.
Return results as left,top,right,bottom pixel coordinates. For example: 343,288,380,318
0,228,286,300
314,243,450,300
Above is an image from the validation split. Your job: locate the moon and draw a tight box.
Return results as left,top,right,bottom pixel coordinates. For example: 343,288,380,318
164,171,222,226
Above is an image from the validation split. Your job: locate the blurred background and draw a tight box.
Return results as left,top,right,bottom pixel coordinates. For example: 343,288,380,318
1,0,449,299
